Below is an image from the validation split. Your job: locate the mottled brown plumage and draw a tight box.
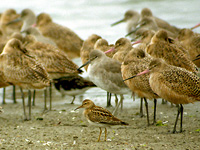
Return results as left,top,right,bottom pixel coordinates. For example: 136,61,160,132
122,48,158,124
80,34,102,71
75,99,128,141
124,58,200,133
177,28,200,67
0,38,50,89
122,48,158,99
146,30,198,74
36,13,83,59
23,35,82,79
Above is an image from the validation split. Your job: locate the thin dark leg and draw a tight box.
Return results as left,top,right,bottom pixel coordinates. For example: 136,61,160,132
144,97,150,126
180,104,183,133
106,92,111,107
32,90,36,106
49,82,52,110
153,99,157,124
120,94,124,110
28,90,32,120
140,98,143,117
104,128,107,141
71,96,76,104
44,88,48,111
20,88,27,121
172,104,180,133
114,94,118,107
2,88,6,104
12,85,17,103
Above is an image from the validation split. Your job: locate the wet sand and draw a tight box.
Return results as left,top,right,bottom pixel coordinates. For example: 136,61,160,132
0,86,200,150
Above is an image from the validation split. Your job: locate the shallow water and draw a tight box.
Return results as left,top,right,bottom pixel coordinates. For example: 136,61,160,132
0,0,200,107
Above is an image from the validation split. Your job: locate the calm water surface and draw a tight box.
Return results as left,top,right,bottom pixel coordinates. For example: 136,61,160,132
0,0,199,107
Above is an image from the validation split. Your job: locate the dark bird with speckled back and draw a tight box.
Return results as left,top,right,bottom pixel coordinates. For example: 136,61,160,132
53,75,96,104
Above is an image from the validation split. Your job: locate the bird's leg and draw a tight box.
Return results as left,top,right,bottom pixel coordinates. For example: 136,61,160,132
28,90,32,120
20,88,27,121
180,104,184,133
120,94,124,110
161,99,167,104
43,88,48,111
112,94,123,115
106,92,112,107
49,82,52,110
144,98,150,126
104,128,107,141
172,104,180,133
152,99,157,124
2,88,6,104
140,98,143,117
12,85,17,104
114,94,118,107
32,90,36,106
98,127,102,142
71,96,76,104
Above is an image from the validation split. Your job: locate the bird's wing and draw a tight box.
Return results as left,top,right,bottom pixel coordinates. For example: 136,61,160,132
87,106,122,125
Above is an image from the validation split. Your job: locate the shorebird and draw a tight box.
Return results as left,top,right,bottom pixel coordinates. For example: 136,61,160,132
111,10,140,38
123,58,200,133
94,38,115,58
78,50,131,114
53,75,96,104
0,38,50,120
146,30,198,74
6,9,36,32
80,34,102,71
24,35,82,79
75,99,129,142
125,16,158,37
177,28,200,67
133,30,155,50
0,9,22,36
122,48,158,125
140,8,180,34
23,34,82,110
112,38,133,63
36,13,83,59
126,16,176,38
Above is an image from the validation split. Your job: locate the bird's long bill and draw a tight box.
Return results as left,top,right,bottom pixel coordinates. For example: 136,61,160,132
74,105,83,111
104,47,115,54
111,19,125,26
6,18,21,25
77,56,97,70
125,27,140,37
132,40,142,45
193,56,200,61
191,23,200,30
123,69,150,81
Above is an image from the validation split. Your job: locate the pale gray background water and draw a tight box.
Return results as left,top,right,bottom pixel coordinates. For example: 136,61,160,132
0,0,200,107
